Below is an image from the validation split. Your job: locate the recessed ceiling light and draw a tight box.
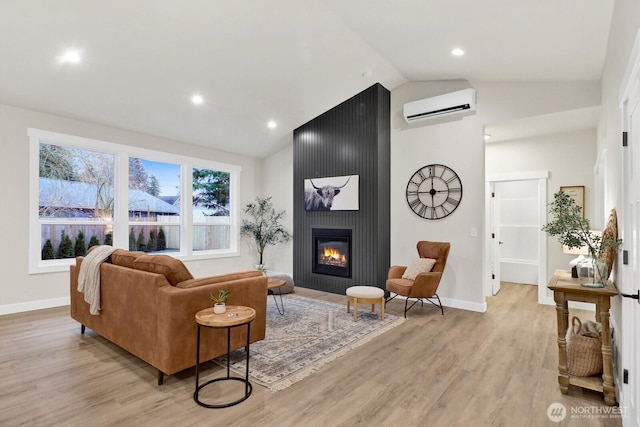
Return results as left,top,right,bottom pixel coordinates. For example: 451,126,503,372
451,48,465,57
59,49,81,63
484,133,492,141
191,94,203,105
267,121,277,129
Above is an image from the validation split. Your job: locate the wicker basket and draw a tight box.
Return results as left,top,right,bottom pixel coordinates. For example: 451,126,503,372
567,317,603,377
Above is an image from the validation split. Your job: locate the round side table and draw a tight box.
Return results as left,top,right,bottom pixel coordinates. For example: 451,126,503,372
194,305,256,408
267,278,286,315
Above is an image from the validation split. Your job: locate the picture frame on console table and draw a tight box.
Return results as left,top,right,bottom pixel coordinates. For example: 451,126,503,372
560,185,585,218
304,174,359,211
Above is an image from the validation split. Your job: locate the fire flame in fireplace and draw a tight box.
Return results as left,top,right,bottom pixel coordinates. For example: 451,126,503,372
320,247,346,267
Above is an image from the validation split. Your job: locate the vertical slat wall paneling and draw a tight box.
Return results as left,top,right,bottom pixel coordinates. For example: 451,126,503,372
293,83,391,294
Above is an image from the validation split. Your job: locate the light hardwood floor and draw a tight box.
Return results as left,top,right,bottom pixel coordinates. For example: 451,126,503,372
0,283,623,427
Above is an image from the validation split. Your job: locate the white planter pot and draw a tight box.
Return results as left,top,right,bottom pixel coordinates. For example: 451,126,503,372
213,303,226,314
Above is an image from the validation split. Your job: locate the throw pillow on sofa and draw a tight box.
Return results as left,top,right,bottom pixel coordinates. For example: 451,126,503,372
133,255,194,286
110,250,145,268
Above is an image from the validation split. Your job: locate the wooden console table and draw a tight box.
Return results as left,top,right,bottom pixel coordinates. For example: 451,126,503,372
548,270,618,406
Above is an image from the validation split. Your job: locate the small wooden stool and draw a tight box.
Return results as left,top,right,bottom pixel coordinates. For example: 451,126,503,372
346,286,385,321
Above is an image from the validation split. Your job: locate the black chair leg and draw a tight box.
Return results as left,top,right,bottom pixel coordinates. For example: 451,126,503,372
435,294,444,315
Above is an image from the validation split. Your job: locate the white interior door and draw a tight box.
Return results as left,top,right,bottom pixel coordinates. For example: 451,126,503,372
620,90,640,427
486,171,548,304
494,180,540,285
490,183,501,295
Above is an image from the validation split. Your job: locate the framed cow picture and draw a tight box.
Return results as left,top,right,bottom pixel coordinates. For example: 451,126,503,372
304,174,359,211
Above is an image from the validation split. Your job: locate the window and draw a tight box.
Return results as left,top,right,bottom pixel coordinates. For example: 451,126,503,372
38,144,115,264
128,158,181,253
192,167,231,251
29,129,240,273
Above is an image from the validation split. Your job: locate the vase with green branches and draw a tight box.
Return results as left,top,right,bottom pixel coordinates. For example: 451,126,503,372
542,191,622,287
240,196,291,272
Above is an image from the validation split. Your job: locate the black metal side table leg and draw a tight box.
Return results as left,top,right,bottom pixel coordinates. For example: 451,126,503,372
194,322,253,408
194,324,201,401
269,289,285,315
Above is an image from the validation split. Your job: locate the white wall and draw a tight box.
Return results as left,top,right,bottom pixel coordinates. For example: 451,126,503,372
485,128,598,287
391,81,486,311
0,103,263,313
259,143,294,274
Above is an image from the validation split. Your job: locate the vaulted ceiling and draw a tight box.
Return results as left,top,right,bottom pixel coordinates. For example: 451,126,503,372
0,1,613,157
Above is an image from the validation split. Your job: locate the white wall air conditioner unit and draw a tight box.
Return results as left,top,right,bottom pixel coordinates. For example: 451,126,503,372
403,88,476,124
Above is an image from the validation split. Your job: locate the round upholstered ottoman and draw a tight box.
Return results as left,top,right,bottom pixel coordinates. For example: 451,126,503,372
346,286,385,321
265,272,295,294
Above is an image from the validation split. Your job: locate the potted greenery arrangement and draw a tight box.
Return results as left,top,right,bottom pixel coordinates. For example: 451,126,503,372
240,196,291,273
542,191,622,287
210,289,230,314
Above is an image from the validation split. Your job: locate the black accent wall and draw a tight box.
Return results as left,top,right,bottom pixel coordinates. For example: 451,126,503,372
293,83,390,294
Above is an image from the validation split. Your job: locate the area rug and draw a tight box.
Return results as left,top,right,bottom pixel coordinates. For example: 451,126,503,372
213,293,404,391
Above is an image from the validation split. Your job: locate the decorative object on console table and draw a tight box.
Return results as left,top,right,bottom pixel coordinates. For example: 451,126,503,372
240,196,291,267
562,242,588,278
599,209,619,278
548,270,618,406
542,191,622,288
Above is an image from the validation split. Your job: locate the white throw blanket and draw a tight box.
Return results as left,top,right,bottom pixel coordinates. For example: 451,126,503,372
78,245,117,315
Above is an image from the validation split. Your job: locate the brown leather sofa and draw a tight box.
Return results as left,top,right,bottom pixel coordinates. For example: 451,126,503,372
70,250,268,385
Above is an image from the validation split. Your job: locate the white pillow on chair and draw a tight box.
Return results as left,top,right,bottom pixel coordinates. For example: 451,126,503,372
402,258,436,280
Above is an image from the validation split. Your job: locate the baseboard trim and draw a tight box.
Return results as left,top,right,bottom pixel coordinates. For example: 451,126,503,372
391,294,486,313
440,297,487,313
0,297,70,316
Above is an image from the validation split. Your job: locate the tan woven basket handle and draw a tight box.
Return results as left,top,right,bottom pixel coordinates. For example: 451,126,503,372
571,316,582,336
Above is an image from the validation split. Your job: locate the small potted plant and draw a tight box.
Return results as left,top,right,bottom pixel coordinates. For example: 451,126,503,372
210,290,230,314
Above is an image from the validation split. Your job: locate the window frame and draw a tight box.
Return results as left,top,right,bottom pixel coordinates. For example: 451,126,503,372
29,128,241,274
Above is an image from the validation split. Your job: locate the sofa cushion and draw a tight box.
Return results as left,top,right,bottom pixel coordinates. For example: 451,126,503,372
176,270,262,289
111,250,145,268
133,255,193,286
402,258,436,280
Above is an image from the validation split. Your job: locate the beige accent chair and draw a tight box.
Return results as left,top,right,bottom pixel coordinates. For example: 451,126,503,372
385,241,451,317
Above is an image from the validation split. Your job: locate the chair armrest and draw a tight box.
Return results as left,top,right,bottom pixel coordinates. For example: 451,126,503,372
388,266,407,279
410,272,443,298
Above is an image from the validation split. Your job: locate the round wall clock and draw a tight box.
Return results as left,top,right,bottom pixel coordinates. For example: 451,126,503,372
405,164,463,220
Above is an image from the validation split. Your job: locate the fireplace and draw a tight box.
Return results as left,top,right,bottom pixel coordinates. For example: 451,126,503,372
312,228,351,278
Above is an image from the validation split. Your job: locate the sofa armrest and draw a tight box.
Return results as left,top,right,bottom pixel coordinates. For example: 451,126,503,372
154,275,268,375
